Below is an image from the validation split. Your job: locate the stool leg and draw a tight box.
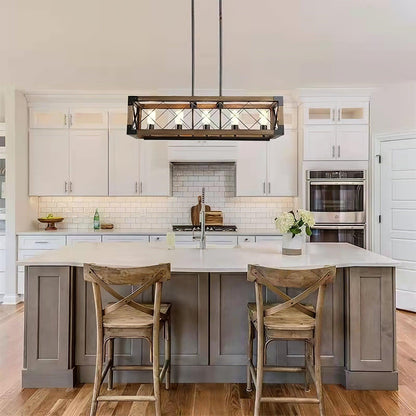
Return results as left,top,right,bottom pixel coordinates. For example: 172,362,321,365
254,328,264,416
165,318,171,390
304,340,312,392
314,343,325,416
90,331,103,416
246,315,253,392
107,338,114,390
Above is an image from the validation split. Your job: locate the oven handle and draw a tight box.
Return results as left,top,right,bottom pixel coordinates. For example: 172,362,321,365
308,181,365,186
312,225,365,230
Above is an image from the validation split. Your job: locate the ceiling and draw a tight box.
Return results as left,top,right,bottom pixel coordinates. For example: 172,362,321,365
1,0,416,91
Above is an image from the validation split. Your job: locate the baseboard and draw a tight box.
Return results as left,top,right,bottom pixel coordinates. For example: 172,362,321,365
396,290,416,312
22,368,76,388
2,294,23,304
344,370,398,390
77,365,345,385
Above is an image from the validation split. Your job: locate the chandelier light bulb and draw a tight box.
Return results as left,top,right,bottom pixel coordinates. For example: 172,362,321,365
147,110,156,129
175,110,184,129
202,110,211,129
231,110,239,130
259,109,269,129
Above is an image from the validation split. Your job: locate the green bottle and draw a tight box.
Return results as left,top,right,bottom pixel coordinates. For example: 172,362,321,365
93,209,100,230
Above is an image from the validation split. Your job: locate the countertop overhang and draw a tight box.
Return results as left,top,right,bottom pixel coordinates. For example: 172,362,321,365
18,242,398,273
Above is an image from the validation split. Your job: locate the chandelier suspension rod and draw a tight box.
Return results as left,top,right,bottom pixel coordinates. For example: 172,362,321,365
190,0,223,97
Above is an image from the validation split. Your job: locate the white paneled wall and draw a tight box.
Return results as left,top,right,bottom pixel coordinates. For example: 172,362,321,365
39,163,296,230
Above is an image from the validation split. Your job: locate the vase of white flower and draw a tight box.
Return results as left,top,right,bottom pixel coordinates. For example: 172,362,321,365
274,209,315,255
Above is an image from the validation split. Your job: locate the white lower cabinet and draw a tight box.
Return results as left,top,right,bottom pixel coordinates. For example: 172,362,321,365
102,235,149,242
255,235,282,242
238,235,255,244
0,235,5,295
150,235,166,242
67,235,102,244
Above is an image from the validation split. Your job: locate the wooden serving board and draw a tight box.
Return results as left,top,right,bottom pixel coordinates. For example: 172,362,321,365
191,196,211,226
205,211,223,225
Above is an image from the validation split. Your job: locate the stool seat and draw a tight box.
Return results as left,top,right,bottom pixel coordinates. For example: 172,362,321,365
248,303,315,331
103,303,171,329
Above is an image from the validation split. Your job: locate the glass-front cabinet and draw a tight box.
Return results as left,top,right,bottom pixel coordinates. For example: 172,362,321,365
303,102,369,125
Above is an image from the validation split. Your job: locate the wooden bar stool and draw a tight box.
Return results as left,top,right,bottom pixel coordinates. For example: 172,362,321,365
246,264,336,416
84,263,172,416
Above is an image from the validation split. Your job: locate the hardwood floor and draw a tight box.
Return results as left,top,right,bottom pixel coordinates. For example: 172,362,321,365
1,304,416,415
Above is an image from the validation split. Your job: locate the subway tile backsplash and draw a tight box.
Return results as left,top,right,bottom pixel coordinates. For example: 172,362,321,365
38,163,297,231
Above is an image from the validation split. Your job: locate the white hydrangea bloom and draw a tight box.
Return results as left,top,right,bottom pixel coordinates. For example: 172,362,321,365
298,209,315,226
275,211,296,233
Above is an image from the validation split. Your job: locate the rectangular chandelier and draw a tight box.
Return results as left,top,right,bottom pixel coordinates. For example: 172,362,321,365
127,96,284,141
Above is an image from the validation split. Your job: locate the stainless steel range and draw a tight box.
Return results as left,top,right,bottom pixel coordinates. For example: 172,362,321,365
306,170,366,248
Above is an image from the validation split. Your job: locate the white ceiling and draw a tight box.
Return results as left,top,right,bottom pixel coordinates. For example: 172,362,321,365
1,0,416,91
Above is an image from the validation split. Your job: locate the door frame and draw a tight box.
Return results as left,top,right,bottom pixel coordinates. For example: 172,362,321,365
372,130,416,252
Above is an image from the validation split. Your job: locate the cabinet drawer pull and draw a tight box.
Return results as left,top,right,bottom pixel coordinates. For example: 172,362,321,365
69,182,73,192
263,182,266,194
135,181,138,194
64,114,67,126
268,182,271,194
65,181,68,193
332,145,335,158
338,108,341,121
34,241,49,244
338,145,341,158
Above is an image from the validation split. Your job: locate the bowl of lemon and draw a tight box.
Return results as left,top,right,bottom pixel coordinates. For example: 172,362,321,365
38,214,64,231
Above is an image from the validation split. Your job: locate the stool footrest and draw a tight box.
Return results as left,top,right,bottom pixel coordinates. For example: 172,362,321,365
260,397,320,404
264,366,305,373
113,365,160,371
97,395,156,402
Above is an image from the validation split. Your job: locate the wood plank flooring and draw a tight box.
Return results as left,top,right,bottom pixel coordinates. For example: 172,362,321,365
1,303,416,415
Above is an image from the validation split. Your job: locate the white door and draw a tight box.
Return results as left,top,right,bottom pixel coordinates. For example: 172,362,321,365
267,130,297,196
336,125,369,161
109,130,140,196
29,108,69,129
380,138,416,312
69,130,108,195
69,108,108,129
236,142,267,196
29,129,70,195
303,125,336,161
140,141,170,196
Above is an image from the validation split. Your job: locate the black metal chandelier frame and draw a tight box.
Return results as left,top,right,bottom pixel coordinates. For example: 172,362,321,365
127,0,284,141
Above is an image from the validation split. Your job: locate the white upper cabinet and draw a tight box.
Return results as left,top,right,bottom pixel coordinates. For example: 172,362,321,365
303,101,369,125
303,125,368,161
140,141,170,196
336,125,369,160
30,107,108,129
29,130,70,196
304,125,337,161
30,108,69,129
69,108,108,129
283,107,297,130
337,102,369,124
236,142,268,196
109,130,140,196
268,130,298,196
69,130,108,196
303,103,335,124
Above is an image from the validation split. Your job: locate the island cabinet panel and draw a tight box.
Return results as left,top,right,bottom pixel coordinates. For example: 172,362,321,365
23,266,74,387
281,268,344,368
74,268,143,367
210,270,344,369
347,267,395,372
142,273,209,366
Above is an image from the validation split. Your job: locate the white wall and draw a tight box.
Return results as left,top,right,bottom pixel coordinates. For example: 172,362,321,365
371,82,416,135
0,88,5,122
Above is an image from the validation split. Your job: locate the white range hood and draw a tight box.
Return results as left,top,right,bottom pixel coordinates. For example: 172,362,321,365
168,140,237,162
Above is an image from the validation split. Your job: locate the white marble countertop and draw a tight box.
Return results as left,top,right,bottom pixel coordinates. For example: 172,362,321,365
18,242,398,272
17,228,282,236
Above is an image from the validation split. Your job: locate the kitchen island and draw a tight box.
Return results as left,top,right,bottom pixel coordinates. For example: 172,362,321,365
20,242,398,390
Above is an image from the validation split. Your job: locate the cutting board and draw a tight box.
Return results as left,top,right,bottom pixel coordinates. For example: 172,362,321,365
191,195,211,226
205,211,223,225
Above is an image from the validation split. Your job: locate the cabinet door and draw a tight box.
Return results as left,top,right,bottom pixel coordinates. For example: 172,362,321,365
236,142,267,196
29,130,70,196
109,130,140,196
30,108,69,129
337,102,369,124
69,108,108,129
283,107,297,130
303,125,336,161
336,125,368,161
267,130,297,196
69,130,108,196
140,141,170,196
109,108,128,130
303,103,335,124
